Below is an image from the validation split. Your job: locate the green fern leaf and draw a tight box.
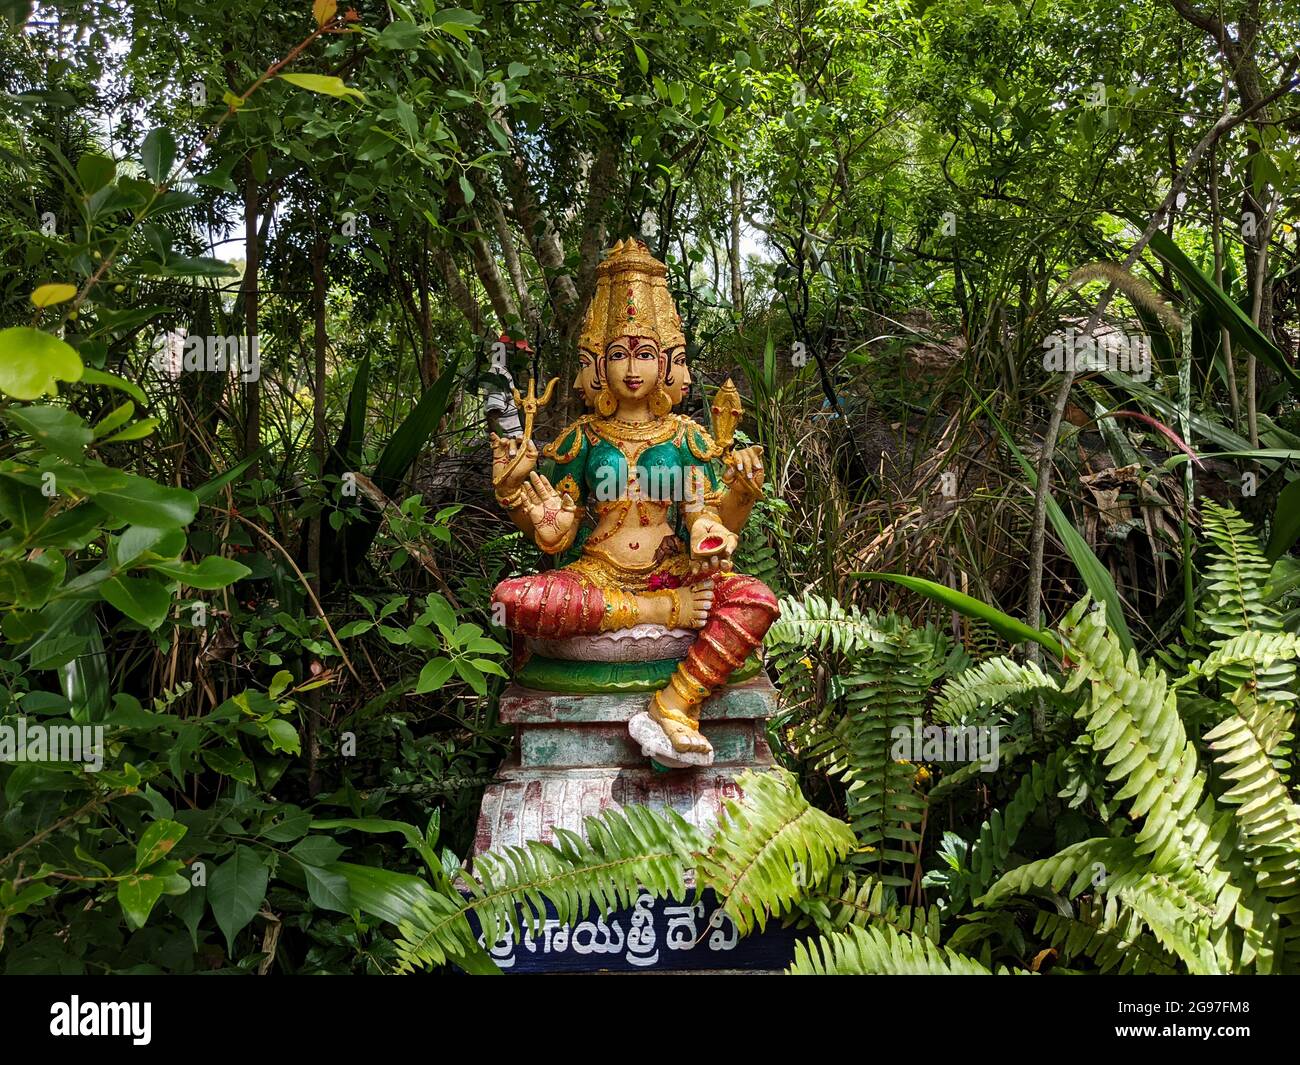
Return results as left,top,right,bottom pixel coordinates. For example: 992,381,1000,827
789,923,1000,975
696,767,856,936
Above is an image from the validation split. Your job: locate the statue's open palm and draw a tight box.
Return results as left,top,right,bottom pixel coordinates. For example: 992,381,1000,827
522,472,577,550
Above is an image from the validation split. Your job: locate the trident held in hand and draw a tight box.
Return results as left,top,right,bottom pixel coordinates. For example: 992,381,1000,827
502,375,558,482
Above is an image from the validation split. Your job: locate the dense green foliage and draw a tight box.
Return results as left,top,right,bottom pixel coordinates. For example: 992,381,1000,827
0,0,1296,973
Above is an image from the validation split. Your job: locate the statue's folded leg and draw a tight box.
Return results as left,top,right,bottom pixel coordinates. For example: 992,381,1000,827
491,571,606,638
492,569,653,638
646,574,780,755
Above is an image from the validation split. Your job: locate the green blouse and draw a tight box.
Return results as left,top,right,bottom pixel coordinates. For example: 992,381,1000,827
544,415,722,509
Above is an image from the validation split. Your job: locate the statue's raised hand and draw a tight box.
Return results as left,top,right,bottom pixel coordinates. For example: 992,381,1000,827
723,445,765,499
522,472,577,551
490,433,537,493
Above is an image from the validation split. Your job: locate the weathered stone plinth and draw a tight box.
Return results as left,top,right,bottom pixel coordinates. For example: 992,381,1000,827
472,675,777,856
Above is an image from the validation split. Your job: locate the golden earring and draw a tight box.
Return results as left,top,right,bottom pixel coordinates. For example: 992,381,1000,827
649,386,672,417
595,390,618,417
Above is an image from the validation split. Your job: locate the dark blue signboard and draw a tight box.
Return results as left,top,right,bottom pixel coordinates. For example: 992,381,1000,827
462,888,807,973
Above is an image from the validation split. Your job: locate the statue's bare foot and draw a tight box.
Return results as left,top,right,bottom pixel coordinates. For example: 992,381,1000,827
674,580,713,629
648,689,711,754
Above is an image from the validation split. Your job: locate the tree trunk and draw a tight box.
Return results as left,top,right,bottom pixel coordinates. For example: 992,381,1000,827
242,165,260,471
492,197,538,332
306,236,328,797
730,168,744,318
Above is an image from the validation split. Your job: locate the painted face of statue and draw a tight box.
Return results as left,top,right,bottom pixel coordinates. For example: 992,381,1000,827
603,336,661,403
574,350,601,407
664,347,691,407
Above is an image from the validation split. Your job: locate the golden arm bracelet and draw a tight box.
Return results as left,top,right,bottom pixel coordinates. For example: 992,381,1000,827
496,486,528,510
684,504,723,530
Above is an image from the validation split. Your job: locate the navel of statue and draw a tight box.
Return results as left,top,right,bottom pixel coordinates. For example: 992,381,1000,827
488,239,780,766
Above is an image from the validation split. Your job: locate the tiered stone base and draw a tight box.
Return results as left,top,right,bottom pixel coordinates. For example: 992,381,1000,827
471,675,778,856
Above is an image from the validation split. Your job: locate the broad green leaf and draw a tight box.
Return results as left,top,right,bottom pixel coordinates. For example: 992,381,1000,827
290,836,345,867
141,127,176,184
100,575,172,629
302,863,351,912
30,283,77,308
1,404,92,460
377,20,424,49
92,401,134,438
414,657,454,693
263,717,301,755
2,882,57,917
0,478,48,535
0,560,60,607
454,658,487,695
279,73,365,100
28,502,105,550
208,846,269,954
0,328,84,399
422,592,456,633
203,747,256,785
76,152,116,193
853,572,1064,658
79,367,147,404
113,525,184,568
1266,477,1300,561
146,556,250,589
268,670,293,699
58,464,197,528
118,873,168,929
99,417,159,443
135,819,187,869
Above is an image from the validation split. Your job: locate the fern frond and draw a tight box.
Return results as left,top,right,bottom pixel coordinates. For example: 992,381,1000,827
696,767,857,936
1201,501,1283,642
980,835,1221,973
798,869,942,940
1058,598,1286,972
799,623,944,884
950,749,1069,908
1060,599,1204,869
1204,695,1300,877
789,923,1001,975
1031,897,1179,975
1183,630,1300,707
765,593,891,657
393,804,701,972
979,836,1137,905
933,656,1060,726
